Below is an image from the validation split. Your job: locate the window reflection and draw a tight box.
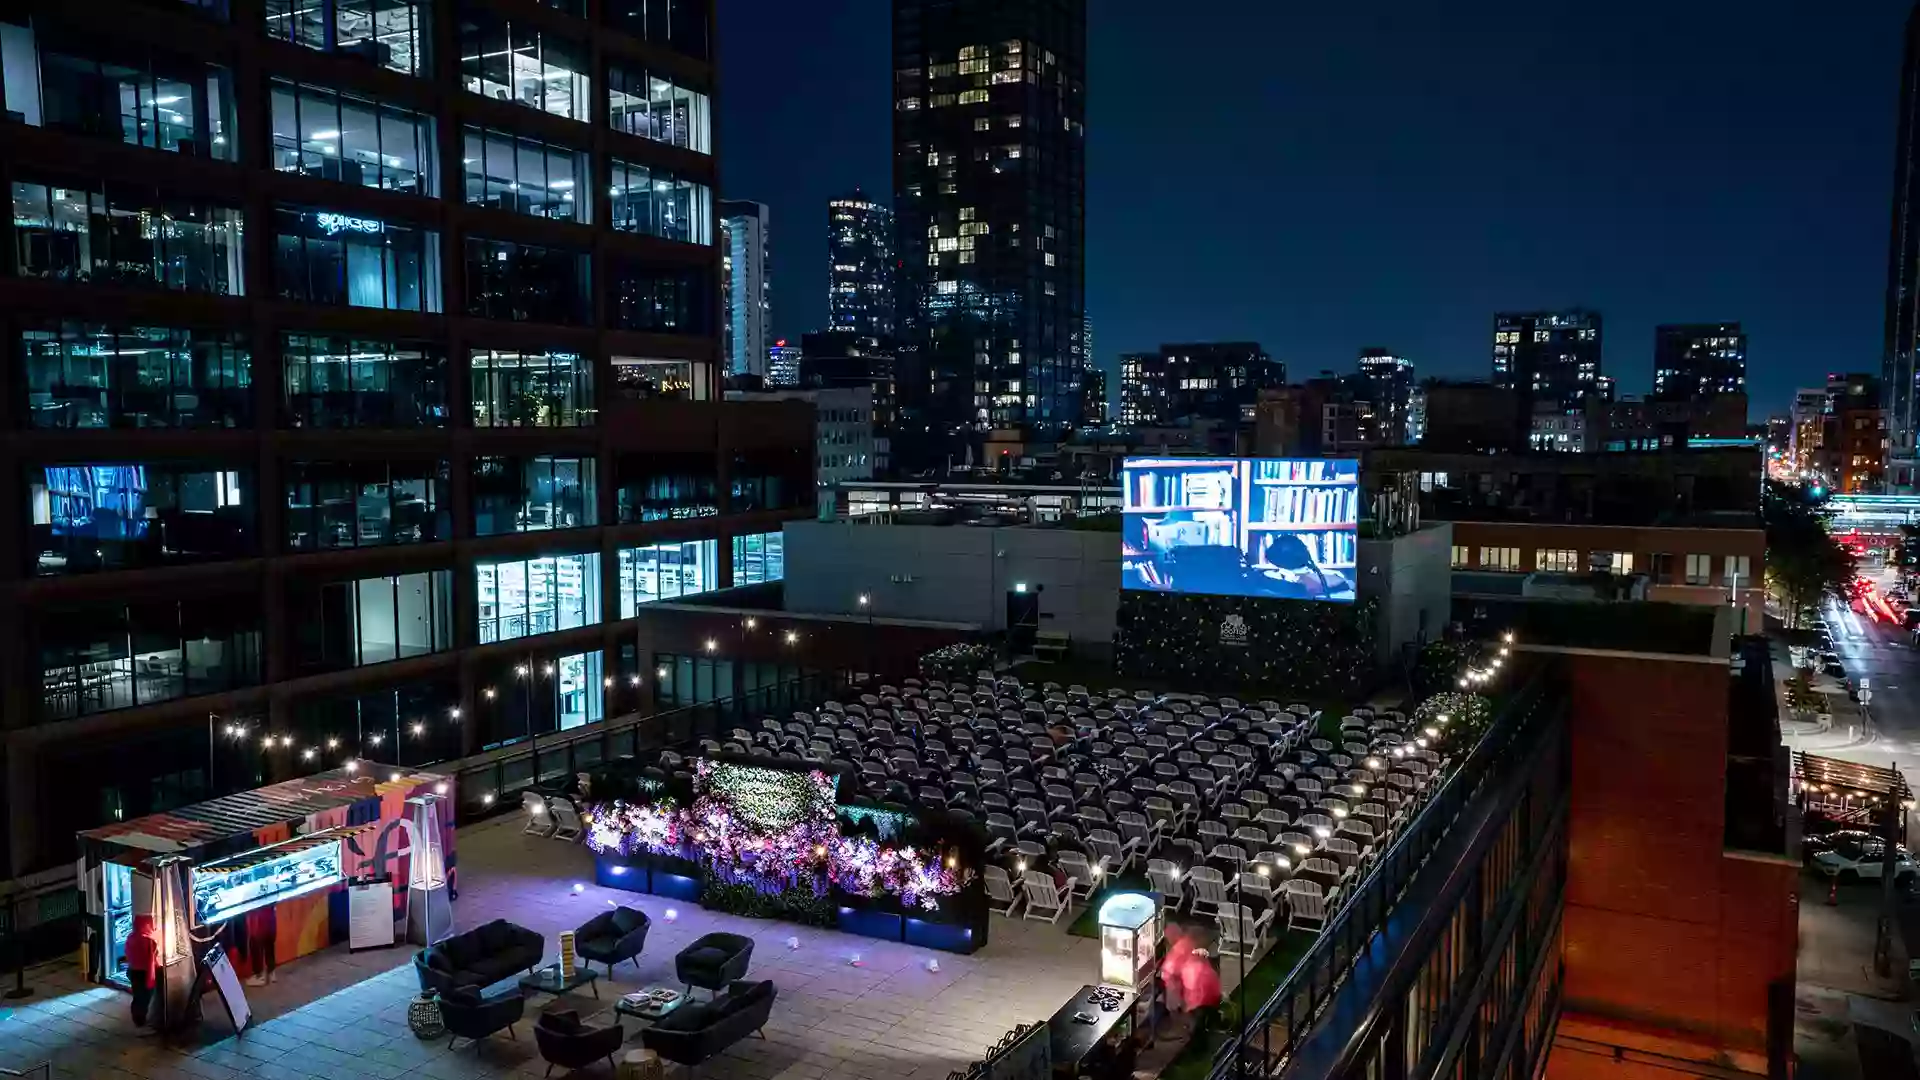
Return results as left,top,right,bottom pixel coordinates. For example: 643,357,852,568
465,237,589,324
274,205,442,312
470,350,596,428
38,598,262,721
23,323,251,430
457,11,591,122
264,0,429,77
604,0,709,60
608,158,711,244
283,459,450,551
616,540,718,616
270,81,436,195
29,464,253,576
0,23,236,158
472,456,597,535
461,126,589,221
12,179,244,295
607,62,709,153
607,260,709,334
282,334,446,428
615,451,716,523
475,552,602,643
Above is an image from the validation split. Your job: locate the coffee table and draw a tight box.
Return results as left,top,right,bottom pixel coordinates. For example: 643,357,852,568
519,963,599,1000
613,987,687,1027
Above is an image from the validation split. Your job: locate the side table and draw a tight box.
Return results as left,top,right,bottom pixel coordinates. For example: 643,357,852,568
616,1049,663,1080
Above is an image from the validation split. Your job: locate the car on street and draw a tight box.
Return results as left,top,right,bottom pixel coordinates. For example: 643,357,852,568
1811,832,1917,883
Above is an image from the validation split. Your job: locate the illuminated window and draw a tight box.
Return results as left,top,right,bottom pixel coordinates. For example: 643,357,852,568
958,90,989,104
1450,545,1470,568
1479,546,1521,571
1535,549,1579,572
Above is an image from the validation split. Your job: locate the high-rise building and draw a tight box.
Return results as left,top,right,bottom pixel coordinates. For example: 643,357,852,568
0,0,821,876
1790,387,1829,477
893,0,1088,464
1820,373,1888,493
1355,349,1416,444
1653,323,1747,401
720,200,771,379
1118,343,1285,428
769,343,803,387
1081,367,1108,427
1491,309,1604,414
1885,3,1920,489
827,192,894,338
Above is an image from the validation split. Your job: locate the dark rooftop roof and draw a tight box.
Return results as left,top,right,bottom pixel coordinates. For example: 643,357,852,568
1464,598,1722,656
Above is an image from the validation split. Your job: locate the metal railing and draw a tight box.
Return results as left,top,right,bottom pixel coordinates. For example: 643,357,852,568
1208,663,1556,1080
443,671,854,820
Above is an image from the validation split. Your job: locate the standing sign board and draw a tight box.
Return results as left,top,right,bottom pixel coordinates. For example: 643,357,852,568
348,877,397,950
203,945,252,1034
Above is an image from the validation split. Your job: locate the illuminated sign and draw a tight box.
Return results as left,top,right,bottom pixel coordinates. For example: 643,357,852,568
314,212,384,236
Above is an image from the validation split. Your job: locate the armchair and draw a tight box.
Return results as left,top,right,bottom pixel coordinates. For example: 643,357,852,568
439,985,526,1050
534,1008,624,1076
675,932,754,995
574,906,651,976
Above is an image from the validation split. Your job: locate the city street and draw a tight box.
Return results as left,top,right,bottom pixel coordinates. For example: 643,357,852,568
1786,578,1920,781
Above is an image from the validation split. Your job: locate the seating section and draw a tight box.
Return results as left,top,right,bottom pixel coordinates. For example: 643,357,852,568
414,919,546,995
728,674,1447,957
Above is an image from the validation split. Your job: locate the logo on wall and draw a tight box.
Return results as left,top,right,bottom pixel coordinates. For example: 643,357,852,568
1220,614,1249,647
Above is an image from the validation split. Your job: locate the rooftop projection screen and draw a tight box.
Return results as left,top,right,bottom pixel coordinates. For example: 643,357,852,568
1121,457,1359,602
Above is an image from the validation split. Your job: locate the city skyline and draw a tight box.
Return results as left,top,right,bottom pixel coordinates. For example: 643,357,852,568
716,2,1905,415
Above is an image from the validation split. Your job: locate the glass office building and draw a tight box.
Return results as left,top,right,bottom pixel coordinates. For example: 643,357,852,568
0,0,813,877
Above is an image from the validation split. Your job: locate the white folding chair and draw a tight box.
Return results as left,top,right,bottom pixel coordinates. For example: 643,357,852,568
1216,903,1274,959
1056,851,1104,902
1088,829,1139,875
1022,871,1072,924
522,792,555,836
984,865,1021,915
547,797,584,842
1147,859,1186,907
1186,865,1229,917
1284,879,1329,933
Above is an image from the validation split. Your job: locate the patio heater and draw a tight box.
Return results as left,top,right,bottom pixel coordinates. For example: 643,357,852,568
405,794,454,946
149,856,195,1032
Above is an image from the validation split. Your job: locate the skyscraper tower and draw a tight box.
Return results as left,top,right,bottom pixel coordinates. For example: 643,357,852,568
892,0,1087,466
828,191,895,338
721,200,771,379
1884,3,1920,490
1356,349,1417,444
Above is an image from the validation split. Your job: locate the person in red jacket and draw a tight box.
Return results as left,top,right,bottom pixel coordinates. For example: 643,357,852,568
124,914,159,1028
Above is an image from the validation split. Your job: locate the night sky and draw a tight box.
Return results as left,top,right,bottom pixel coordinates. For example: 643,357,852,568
717,1,1907,416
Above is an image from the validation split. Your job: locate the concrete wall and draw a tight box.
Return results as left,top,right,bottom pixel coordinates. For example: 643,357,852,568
1356,522,1452,667
782,521,1122,646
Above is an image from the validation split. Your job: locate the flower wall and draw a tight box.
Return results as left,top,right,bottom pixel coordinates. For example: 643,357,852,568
585,758,972,912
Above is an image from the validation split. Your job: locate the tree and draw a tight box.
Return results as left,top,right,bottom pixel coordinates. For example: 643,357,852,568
1762,481,1857,629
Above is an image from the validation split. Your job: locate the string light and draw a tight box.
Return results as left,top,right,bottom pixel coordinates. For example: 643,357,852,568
784,631,798,644
603,677,614,688
449,707,462,719
516,664,529,677
628,674,641,687
411,722,425,736
484,687,497,700
542,663,554,676
704,639,717,652
326,737,340,750
302,748,316,760
745,617,757,629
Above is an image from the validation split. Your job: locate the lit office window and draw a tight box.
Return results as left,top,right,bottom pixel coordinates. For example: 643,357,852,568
615,451,717,522
37,599,261,721
270,81,436,195
616,540,718,616
470,350,596,428
273,206,441,312
292,571,453,673
1722,554,1751,587
12,180,244,295
28,464,252,576
475,552,602,643
282,459,450,551
611,357,710,401
472,456,597,535
608,158,712,244
264,0,428,77
282,334,447,428
1685,553,1712,586
0,23,236,158
604,0,709,59
22,323,250,430
731,531,784,585
1535,549,1579,573
464,237,590,324
607,62,709,153
461,126,589,222
457,13,591,122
